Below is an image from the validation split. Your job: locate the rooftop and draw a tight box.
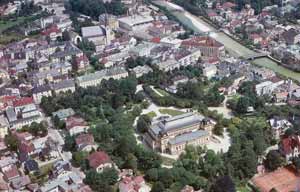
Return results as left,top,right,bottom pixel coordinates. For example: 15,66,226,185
169,130,209,145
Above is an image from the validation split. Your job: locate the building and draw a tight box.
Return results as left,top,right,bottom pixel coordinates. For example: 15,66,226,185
0,116,8,138
99,14,119,30
145,113,214,154
279,135,300,161
118,15,154,31
131,65,153,78
77,67,128,88
202,64,217,79
181,36,225,58
32,85,52,104
52,108,75,120
255,81,275,96
87,151,113,173
75,133,96,152
269,117,292,140
119,176,151,192
81,25,114,52
65,116,89,136
39,172,91,192
52,79,76,94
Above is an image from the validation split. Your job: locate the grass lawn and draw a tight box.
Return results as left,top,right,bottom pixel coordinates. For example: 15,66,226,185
146,111,157,119
237,186,252,192
161,156,176,166
0,16,31,33
159,109,185,116
30,162,54,184
156,88,170,96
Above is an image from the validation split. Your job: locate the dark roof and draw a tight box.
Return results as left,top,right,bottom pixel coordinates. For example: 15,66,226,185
282,28,298,45
24,159,39,172
32,84,51,94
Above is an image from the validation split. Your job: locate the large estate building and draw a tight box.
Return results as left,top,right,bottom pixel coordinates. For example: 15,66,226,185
145,113,215,155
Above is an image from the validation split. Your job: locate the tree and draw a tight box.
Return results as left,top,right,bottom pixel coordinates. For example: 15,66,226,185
62,30,71,41
151,181,165,192
64,134,76,152
236,96,251,114
264,150,285,171
4,134,18,152
210,175,236,192
137,115,151,133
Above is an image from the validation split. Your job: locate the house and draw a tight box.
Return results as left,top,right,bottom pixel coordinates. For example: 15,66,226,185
41,25,62,41
32,84,52,104
282,28,300,45
0,115,9,138
52,108,75,120
181,185,203,192
75,133,96,152
119,176,151,192
11,175,31,190
77,67,128,88
50,160,71,179
269,117,292,140
249,33,263,44
39,172,91,192
202,64,217,79
131,65,153,78
52,79,76,94
279,135,300,161
24,159,39,174
75,55,90,71
87,151,113,173
144,113,214,154
166,76,189,94
255,81,276,96
66,116,89,136
181,36,225,58
2,165,20,182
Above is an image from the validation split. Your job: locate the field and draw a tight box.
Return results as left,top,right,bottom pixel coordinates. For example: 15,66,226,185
146,111,157,119
159,108,185,116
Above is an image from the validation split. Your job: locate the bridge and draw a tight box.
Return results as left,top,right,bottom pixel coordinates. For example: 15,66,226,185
243,53,269,60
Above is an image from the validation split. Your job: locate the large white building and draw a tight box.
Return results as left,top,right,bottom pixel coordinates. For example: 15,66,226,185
118,15,154,31
77,67,128,88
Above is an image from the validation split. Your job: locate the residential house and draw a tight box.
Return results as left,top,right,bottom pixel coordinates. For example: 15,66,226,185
41,25,62,41
52,108,75,120
75,133,96,152
269,117,292,140
2,165,20,182
24,159,39,174
66,116,89,136
202,64,217,79
282,28,300,45
32,85,52,104
39,172,91,192
87,151,113,173
77,67,128,88
279,135,300,161
131,65,153,78
255,81,276,96
0,115,9,138
11,175,31,191
119,176,151,192
166,76,189,94
52,79,76,94
50,160,71,179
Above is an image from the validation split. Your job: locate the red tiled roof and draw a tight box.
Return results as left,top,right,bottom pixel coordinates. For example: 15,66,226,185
66,116,88,130
12,97,33,107
18,141,34,154
181,36,223,48
3,165,20,181
151,37,161,43
75,133,94,146
76,55,89,64
208,11,218,17
41,25,61,36
222,2,236,9
87,151,111,169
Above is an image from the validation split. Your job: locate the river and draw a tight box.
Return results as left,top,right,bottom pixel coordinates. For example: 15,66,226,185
154,1,300,81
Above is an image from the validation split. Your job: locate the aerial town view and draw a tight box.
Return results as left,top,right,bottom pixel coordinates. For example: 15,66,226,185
0,0,300,191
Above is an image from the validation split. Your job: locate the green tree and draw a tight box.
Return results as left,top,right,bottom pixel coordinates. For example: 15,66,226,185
151,181,165,192
137,115,151,133
264,150,285,171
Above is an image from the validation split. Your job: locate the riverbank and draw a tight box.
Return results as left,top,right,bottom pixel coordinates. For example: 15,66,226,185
153,0,300,81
